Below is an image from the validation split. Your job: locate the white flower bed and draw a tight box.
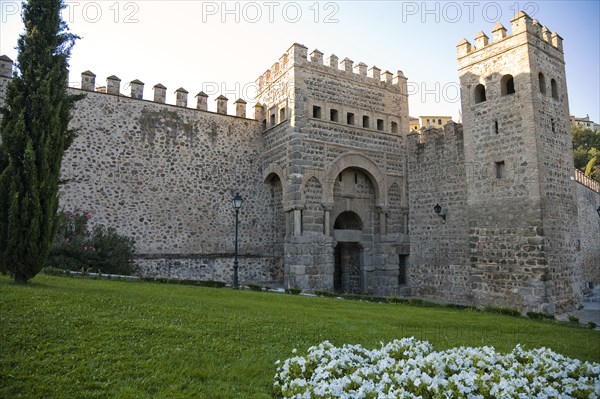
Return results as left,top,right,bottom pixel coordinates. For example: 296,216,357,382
273,337,600,398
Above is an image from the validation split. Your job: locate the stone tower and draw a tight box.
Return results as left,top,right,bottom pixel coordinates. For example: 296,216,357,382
457,12,578,313
255,43,410,294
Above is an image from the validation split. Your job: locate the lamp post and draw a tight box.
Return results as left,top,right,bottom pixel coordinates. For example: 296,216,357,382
232,193,244,289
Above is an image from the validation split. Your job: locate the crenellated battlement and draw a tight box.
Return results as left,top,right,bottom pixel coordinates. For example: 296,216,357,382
0,56,251,119
256,43,406,93
457,11,563,58
70,69,249,118
408,121,463,148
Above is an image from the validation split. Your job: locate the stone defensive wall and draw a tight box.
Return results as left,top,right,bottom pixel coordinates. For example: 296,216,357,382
574,171,600,286
407,122,600,311
0,57,283,285
407,123,470,304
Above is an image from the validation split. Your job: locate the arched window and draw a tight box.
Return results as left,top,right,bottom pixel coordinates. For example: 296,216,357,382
538,72,546,94
551,79,558,99
501,74,515,95
474,84,486,104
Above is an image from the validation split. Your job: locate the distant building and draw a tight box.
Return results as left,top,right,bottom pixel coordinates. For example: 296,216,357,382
409,116,420,131
570,115,600,131
420,115,453,128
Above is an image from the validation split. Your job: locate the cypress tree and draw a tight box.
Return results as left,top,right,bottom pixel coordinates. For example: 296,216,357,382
0,0,82,283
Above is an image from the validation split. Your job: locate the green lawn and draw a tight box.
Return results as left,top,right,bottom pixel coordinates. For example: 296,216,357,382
1,276,598,398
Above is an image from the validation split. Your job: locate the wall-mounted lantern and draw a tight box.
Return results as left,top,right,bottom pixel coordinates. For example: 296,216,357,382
433,203,446,223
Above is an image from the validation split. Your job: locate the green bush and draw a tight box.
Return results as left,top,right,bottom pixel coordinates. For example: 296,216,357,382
588,322,597,329
285,288,301,295
141,277,226,288
198,280,226,288
483,305,522,317
314,290,339,298
247,284,263,291
340,293,392,303
388,297,410,305
568,314,580,323
444,303,480,312
408,298,439,308
48,210,137,275
526,311,555,320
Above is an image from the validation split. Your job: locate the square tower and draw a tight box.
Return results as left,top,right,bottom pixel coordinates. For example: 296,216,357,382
457,12,578,313
255,43,410,295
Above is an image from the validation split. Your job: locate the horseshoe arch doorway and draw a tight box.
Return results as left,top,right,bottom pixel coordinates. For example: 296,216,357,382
333,211,363,294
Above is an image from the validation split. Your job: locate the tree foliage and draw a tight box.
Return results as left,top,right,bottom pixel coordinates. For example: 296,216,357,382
571,124,600,183
0,0,82,283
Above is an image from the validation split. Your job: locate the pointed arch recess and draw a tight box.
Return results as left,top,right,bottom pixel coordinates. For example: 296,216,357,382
323,152,386,205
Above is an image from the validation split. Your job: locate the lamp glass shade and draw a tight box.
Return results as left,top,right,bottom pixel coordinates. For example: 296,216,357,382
433,203,442,215
597,205,600,218
232,193,244,210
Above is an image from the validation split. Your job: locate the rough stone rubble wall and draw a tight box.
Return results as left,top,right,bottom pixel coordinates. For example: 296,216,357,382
58,88,281,283
576,184,600,286
407,124,470,303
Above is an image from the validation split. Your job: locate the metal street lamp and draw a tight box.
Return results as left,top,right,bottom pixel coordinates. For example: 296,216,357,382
232,193,244,289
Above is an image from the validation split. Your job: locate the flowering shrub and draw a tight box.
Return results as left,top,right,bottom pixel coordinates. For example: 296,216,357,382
273,338,600,398
48,210,137,275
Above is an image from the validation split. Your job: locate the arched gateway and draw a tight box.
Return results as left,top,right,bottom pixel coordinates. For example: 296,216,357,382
333,211,363,293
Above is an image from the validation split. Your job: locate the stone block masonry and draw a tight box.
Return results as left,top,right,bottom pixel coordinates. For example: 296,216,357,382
255,43,409,295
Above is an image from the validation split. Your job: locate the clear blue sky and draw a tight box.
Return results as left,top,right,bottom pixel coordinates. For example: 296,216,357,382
1,1,598,122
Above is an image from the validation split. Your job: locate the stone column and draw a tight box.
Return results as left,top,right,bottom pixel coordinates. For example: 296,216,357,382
322,202,334,236
377,205,388,236
293,206,304,236
401,206,409,235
